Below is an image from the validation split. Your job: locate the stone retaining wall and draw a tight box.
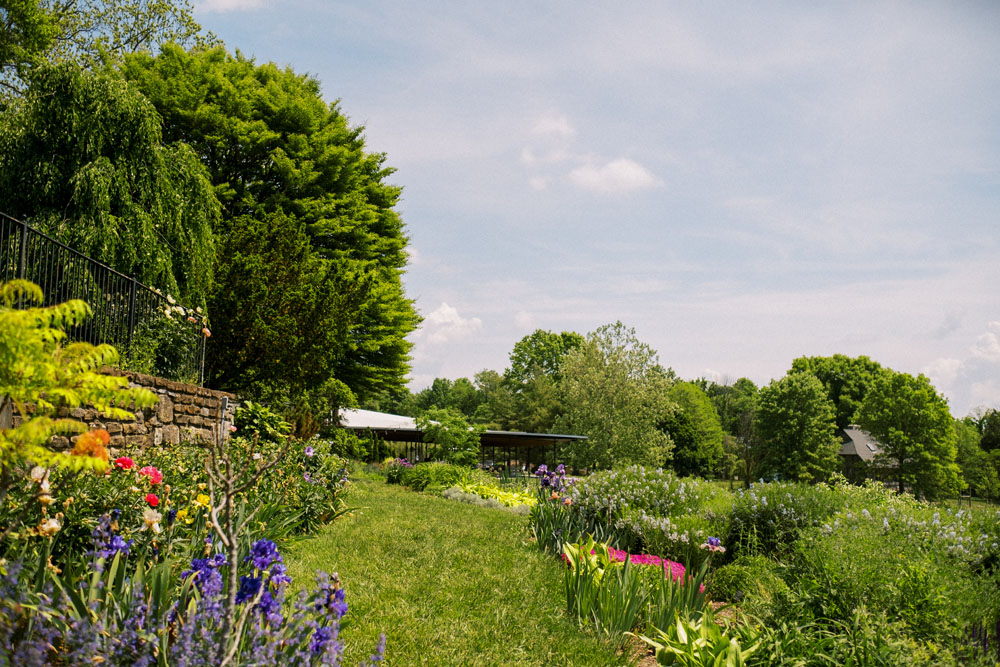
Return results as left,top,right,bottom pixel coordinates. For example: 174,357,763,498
13,369,239,450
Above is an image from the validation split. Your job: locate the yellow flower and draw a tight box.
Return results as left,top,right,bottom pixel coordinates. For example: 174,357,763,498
175,508,191,524
193,494,211,509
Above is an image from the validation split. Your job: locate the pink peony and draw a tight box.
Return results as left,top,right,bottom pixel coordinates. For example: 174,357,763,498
114,457,134,470
146,493,160,507
139,466,163,485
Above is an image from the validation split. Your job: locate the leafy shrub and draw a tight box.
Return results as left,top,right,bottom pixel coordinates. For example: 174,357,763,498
708,555,788,615
441,487,531,515
234,401,291,444
725,481,846,561
636,613,760,666
398,462,491,492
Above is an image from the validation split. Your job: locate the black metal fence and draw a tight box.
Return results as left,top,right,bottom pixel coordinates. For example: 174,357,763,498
0,212,206,385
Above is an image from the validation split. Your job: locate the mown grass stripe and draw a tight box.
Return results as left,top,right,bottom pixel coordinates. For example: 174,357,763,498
285,479,630,666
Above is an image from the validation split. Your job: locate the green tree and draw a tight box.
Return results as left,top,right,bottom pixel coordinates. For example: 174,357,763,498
472,369,518,429
206,211,356,402
556,322,674,469
416,407,482,467
703,377,759,437
978,408,1000,452
119,45,419,405
506,329,584,387
857,371,961,500
790,354,887,429
0,0,59,91
955,418,998,498
660,381,724,477
0,62,218,305
754,372,840,483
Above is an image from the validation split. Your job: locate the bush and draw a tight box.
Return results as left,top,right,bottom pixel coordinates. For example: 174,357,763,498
398,462,491,492
383,458,413,484
708,555,788,615
725,481,846,561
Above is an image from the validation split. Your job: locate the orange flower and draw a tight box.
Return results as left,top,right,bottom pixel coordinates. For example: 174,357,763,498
71,429,110,463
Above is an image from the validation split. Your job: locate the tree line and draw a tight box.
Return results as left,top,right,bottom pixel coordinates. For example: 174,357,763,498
0,1,419,425
373,327,1000,501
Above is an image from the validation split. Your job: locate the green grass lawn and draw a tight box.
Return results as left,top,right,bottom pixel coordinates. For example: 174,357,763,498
284,478,631,666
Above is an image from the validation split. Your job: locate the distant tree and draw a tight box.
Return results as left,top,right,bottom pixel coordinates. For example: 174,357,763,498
472,369,518,429
506,329,584,387
790,354,887,429
417,408,482,467
978,409,1000,452
660,381,724,477
703,376,759,437
557,322,674,469
857,371,961,500
0,62,217,305
954,418,999,498
755,372,840,483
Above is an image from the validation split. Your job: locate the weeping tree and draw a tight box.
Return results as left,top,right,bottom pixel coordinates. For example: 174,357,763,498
0,62,218,306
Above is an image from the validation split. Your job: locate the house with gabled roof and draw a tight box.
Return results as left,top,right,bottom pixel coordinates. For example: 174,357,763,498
837,425,884,483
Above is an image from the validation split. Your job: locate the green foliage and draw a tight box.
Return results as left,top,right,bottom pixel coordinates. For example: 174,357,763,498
0,280,156,475
416,407,482,466
398,461,491,492
790,354,887,429
858,371,961,500
725,481,846,561
558,322,675,469
119,44,419,405
123,300,207,384
637,613,759,666
754,372,840,483
232,400,291,445
708,555,788,615
661,381,725,477
507,329,584,387
0,0,58,88
0,62,218,306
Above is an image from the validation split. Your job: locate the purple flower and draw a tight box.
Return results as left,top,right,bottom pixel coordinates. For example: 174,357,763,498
236,575,262,604
310,626,332,654
304,472,311,483
99,535,133,560
534,464,548,477
166,508,178,528
246,539,283,571
304,446,315,457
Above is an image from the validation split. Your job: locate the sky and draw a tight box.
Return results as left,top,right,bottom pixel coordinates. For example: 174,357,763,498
193,1,1000,417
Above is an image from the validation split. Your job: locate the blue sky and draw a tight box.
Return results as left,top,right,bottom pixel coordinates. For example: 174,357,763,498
194,1,1000,417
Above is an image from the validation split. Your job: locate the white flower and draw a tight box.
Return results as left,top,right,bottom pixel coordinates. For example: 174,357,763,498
38,517,61,536
167,294,176,304
252,453,262,461
30,466,47,483
142,508,162,534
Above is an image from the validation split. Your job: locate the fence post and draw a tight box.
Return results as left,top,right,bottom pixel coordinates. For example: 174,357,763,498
17,218,28,280
125,276,137,362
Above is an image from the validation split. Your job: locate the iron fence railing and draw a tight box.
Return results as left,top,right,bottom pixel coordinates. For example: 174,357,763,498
0,212,205,385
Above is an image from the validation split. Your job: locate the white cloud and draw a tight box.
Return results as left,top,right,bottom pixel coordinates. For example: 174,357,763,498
569,158,661,194
528,176,548,191
196,0,264,12
514,310,535,330
970,321,1000,362
921,357,963,390
415,302,482,344
532,113,575,138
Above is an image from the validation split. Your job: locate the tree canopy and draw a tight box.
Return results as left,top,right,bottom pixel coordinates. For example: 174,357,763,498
790,354,886,429
557,322,674,469
660,381,724,477
857,371,960,500
118,45,419,405
0,61,218,305
754,372,841,483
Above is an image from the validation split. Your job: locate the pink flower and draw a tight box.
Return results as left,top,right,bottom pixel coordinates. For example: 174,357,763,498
146,493,160,507
139,466,163,485
202,327,211,338
114,457,134,470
